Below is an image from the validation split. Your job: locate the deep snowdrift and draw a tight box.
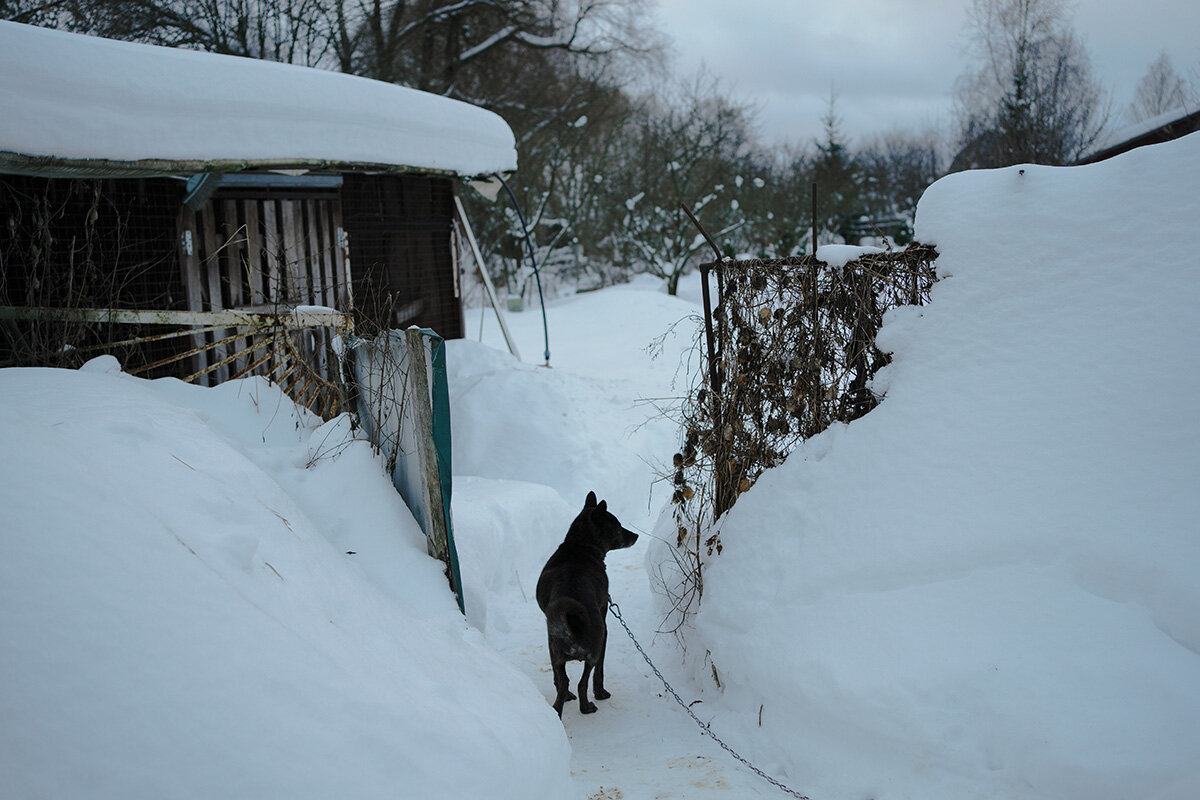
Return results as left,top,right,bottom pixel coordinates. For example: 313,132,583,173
656,134,1200,799
0,358,572,799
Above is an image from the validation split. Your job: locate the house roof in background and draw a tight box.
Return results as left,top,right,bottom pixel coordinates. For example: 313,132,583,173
1077,105,1200,164
0,21,517,179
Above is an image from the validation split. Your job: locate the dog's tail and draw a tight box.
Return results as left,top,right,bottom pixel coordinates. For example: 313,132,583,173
547,596,590,641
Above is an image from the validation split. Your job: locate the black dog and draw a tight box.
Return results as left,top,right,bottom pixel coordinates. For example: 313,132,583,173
536,491,638,716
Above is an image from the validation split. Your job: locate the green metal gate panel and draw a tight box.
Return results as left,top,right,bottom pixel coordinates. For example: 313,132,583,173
347,327,463,613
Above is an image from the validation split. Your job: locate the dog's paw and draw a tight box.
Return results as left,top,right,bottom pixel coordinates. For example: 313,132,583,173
594,687,611,701
580,700,598,714
566,690,577,701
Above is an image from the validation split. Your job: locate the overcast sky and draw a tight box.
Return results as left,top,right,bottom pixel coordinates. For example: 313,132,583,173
652,0,1200,149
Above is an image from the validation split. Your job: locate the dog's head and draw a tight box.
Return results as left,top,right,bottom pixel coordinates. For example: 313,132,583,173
579,491,639,552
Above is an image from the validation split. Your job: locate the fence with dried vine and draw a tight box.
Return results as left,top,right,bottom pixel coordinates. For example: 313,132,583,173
659,243,938,630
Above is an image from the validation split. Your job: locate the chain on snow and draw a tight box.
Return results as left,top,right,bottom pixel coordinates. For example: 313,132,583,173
607,599,812,800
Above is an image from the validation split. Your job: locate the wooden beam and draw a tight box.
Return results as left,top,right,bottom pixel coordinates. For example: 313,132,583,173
0,306,351,329
405,329,450,566
176,206,207,377
453,195,519,359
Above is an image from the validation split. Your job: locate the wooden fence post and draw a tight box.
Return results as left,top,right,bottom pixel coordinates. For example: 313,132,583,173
405,329,449,562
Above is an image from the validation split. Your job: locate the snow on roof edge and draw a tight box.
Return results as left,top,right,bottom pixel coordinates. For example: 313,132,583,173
1080,103,1200,160
0,21,518,179
0,152,469,181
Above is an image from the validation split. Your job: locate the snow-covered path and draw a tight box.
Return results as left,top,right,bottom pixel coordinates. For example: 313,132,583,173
555,559,778,800
456,284,790,799
483,531,779,800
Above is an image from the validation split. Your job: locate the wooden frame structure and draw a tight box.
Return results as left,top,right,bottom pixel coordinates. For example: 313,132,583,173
0,170,467,413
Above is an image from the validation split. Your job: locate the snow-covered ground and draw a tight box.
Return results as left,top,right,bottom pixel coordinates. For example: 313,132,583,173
456,282,793,798
0,360,573,799
649,133,1200,800
459,131,1200,800
3,132,1199,800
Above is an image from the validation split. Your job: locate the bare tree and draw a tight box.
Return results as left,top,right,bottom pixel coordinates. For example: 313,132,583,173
9,1,661,77
1128,51,1193,123
602,74,756,294
0,0,71,24
7,0,339,65
460,55,641,298
727,145,805,260
858,127,944,233
331,0,662,91
952,0,1107,169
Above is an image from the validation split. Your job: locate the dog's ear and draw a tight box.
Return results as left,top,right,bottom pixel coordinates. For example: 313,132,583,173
585,491,597,508
597,499,607,512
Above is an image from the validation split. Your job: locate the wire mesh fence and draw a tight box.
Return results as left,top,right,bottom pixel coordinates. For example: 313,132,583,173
341,173,462,339
1,175,186,373
661,243,938,630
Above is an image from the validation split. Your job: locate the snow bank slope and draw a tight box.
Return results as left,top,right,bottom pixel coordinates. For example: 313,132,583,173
0,359,571,800
676,133,1200,800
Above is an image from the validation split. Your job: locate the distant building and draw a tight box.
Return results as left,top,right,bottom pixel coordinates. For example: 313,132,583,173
948,105,1200,173
947,130,1006,174
1076,106,1200,165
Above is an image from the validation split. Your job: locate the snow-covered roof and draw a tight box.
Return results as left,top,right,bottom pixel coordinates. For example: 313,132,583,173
0,21,517,179
1078,103,1200,164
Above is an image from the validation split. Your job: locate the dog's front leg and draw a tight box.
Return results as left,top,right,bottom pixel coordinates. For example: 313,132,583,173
577,661,598,714
593,622,610,701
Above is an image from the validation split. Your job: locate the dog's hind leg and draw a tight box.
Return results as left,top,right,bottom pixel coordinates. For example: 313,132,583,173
577,661,598,714
549,643,575,717
593,624,611,701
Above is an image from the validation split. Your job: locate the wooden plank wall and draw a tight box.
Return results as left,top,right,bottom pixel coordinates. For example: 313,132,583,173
179,195,352,390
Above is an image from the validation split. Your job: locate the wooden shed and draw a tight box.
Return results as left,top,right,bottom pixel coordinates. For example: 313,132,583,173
0,21,516,413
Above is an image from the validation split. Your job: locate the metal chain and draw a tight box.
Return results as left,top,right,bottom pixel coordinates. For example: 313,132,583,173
608,600,812,800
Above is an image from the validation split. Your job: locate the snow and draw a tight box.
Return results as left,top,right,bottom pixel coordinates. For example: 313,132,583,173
1084,103,1199,158
651,131,1200,799
3,124,1198,798
0,359,570,800
0,21,516,177
815,243,885,267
